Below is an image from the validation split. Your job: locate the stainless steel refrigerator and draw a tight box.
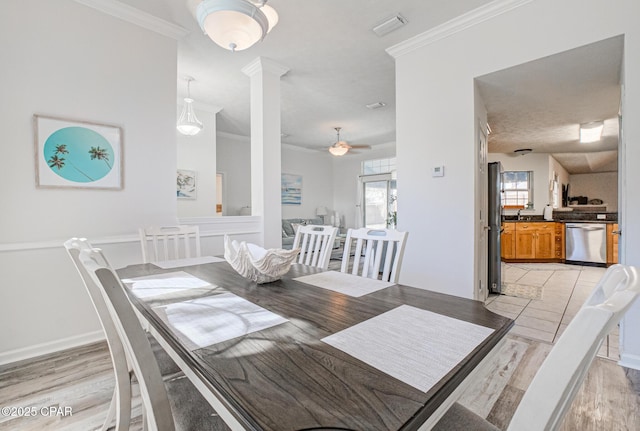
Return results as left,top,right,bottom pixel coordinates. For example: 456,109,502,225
488,162,502,293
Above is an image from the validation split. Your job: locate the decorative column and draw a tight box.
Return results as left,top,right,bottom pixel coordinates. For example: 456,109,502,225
242,57,289,248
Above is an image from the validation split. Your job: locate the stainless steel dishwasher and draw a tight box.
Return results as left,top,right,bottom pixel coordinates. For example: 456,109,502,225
565,223,607,265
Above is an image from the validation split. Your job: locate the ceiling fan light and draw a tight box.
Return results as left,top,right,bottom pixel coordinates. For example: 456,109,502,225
329,145,349,156
579,121,604,143
197,0,268,51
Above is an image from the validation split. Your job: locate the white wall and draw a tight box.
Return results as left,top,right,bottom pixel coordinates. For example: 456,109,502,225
216,132,251,216
392,0,640,367
569,172,618,209
549,155,570,207
332,144,396,230
0,0,178,362
281,145,334,220
177,106,219,217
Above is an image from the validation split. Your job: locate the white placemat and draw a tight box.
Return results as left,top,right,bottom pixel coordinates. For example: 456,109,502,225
153,256,225,269
322,305,494,393
121,271,213,299
153,293,288,350
293,271,394,297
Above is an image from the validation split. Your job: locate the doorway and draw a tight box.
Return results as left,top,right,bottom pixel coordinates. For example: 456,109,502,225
362,174,397,229
475,35,623,303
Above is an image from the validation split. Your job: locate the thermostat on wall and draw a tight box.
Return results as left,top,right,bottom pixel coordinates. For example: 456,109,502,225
432,165,445,177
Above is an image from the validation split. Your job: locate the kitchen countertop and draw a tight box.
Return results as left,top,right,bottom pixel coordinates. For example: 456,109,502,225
503,211,617,223
502,218,617,224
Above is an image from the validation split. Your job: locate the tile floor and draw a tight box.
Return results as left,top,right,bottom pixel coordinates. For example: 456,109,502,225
486,262,619,360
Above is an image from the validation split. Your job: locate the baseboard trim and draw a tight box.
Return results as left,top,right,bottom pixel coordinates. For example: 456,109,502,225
0,330,105,367
618,352,640,371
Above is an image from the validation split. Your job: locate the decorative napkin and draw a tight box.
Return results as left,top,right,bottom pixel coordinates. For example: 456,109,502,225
153,293,288,350
293,271,394,297
153,256,225,269
322,305,494,392
121,271,213,299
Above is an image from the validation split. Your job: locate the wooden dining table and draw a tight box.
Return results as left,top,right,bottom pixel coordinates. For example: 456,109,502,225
117,260,513,431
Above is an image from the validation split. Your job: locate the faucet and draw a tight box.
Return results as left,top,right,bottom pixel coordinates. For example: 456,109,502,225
517,209,522,221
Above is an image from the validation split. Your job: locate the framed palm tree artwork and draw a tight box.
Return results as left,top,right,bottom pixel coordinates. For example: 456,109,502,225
34,114,123,189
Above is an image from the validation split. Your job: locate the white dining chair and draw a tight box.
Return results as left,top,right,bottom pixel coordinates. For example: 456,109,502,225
64,238,132,431
340,227,408,283
292,225,338,270
64,238,229,431
434,264,640,431
139,225,201,263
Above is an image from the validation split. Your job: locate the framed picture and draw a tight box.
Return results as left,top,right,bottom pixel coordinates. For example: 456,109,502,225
281,173,302,205
34,114,123,189
177,169,197,199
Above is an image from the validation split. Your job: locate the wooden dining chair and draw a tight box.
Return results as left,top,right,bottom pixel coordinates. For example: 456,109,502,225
340,227,408,283
434,264,640,431
64,238,228,431
139,225,201,263
292,224,338,270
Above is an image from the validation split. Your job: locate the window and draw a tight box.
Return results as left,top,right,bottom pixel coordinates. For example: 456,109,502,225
502,171,533,209
362,158,396,175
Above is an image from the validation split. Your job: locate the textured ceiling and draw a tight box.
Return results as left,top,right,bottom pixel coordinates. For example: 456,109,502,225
115,1,622,172
116,0,494,149
477,35,623,173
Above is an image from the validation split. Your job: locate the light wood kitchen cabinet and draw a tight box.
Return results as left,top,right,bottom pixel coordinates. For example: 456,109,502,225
554,222,565,259
501,222,516,259
514,222,556,260
607,223,619,265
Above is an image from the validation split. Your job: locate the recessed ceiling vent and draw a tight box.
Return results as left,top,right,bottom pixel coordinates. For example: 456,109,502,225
372,14,407,37
365,101,386,110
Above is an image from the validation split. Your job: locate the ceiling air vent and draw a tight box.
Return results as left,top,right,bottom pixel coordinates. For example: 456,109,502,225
365,102,386,110
372,15,407,37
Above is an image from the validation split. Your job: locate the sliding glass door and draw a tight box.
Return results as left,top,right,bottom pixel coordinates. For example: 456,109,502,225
362,174,397,229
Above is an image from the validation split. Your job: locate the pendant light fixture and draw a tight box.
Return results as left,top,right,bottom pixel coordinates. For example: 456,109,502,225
177,77,203,136
196,0,279,52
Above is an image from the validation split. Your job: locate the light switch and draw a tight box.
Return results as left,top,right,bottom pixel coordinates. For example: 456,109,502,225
432,165,444,177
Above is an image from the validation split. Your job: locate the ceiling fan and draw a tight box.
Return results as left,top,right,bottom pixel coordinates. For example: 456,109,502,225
328,127,371,156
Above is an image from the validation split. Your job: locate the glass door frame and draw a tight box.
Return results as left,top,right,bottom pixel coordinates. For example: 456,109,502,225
360,173,397,229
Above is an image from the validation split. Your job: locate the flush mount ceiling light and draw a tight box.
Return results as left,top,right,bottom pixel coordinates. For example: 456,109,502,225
196,0,278,52
579,121,604,143
177,77,203,136
514,148,532,156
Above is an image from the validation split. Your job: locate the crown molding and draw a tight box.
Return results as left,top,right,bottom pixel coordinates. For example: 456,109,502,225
282,143,322,154
74,0,190,40
217,131,250,142
242,57,290,78
387,0,534,58
177,98,222,114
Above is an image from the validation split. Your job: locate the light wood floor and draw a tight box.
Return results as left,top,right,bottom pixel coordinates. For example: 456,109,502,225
0,334,638,430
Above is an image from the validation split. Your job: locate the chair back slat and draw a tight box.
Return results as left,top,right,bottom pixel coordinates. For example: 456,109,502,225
292,225,338,270
67,239,176,430
341,228,408,283
139,225,201,263
507,264,640,431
